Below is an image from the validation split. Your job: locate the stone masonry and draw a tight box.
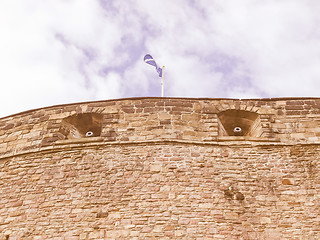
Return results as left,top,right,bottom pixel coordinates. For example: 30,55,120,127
0,97,319,239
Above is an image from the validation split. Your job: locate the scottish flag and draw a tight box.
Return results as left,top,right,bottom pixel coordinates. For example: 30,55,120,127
144,54,163,77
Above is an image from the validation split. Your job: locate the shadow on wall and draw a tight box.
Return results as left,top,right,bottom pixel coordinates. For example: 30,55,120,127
59,113,103,139
217,110,263,137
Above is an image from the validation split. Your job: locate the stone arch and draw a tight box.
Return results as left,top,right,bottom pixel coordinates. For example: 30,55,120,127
59,113,103,139
217,109,263,137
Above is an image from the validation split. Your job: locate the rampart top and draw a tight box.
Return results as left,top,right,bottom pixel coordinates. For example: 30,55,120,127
1,97,320,159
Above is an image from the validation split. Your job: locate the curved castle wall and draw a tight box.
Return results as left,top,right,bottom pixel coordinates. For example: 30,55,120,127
0,97,320,239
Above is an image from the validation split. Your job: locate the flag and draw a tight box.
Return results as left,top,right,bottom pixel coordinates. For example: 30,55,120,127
144,54,162,77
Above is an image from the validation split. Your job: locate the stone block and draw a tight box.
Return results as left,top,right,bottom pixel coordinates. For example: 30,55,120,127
260,217,271,224
150,163,162,172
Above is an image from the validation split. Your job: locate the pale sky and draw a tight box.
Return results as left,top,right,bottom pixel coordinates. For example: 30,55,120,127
1,0,320,117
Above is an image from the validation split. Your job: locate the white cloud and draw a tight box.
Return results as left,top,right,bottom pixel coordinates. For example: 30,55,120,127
203,0,320,97
0,0,320,117
0,0,127,117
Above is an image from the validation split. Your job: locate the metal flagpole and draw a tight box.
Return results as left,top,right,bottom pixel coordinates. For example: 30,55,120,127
161,66,165,97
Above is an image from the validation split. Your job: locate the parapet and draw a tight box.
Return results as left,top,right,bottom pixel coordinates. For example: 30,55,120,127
1,97,320,158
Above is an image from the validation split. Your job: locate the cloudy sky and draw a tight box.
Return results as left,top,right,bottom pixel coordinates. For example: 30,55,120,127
1,0,320,117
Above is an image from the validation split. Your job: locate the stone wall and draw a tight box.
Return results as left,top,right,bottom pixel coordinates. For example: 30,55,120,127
0,97,320,239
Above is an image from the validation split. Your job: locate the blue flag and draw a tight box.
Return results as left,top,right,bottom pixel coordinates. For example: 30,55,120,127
144,54,162,77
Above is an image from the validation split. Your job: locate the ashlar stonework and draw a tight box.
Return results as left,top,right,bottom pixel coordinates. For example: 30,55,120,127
0,97,319,239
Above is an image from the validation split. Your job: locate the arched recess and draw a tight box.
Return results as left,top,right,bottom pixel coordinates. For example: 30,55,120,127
59,113,103,139
217,110,262,137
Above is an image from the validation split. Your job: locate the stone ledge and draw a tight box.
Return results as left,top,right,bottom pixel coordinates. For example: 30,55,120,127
0,138,312,161
55,137,104,145
2,97,320,120
217,136,279,142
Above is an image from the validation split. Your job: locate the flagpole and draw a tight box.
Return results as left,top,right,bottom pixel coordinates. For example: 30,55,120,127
161,66,165,97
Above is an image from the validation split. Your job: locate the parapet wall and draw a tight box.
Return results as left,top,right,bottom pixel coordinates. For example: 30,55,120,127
1,97,320,159
0,97,320,239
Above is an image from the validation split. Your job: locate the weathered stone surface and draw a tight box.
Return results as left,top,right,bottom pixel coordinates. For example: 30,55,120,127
0,97,320,239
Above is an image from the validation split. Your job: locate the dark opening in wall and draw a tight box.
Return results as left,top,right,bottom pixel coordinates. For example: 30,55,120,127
217,110,262,137
59,113,103,139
